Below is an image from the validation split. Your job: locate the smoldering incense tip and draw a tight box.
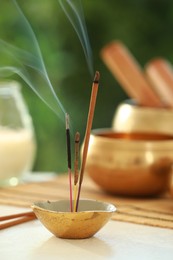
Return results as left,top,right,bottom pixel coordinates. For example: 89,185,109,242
75,132,80,143
93,71,100,83
65,113,69,130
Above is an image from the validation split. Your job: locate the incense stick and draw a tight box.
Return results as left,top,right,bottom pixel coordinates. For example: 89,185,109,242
73,132,80,212
0,211,36,230
0,211,35,221
0,216,36,230
65,113,73,212
76,71,100,211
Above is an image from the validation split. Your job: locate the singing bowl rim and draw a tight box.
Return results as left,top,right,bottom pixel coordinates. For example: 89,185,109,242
90,128,173,149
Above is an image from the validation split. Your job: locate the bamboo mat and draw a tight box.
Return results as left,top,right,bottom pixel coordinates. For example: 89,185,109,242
0,174,173,229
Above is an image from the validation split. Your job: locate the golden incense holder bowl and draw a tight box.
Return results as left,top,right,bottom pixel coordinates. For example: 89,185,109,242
31,199,116,239
112,100,173,134
86,129,173,196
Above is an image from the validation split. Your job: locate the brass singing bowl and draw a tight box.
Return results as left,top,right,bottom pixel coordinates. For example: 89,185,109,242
31,199,116,239
112,100,173,134
85,129,173,196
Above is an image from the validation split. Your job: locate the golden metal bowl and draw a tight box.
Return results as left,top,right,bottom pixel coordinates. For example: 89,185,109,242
31,199,116,239
112,100,173,134
86,129,173,196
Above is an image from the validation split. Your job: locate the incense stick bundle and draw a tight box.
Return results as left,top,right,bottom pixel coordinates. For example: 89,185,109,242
100,41,163,107
145,58,173,107
76,71,100,211
65,113,73,212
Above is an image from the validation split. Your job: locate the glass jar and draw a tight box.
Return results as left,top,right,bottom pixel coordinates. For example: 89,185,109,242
0,81,36,186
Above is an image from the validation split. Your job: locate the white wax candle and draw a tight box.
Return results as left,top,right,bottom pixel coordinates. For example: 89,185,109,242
0,127,36,181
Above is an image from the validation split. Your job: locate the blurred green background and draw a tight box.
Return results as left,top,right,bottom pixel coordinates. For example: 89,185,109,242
0,0,173,173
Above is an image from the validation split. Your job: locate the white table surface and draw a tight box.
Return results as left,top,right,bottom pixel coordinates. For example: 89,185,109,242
1,204,173,260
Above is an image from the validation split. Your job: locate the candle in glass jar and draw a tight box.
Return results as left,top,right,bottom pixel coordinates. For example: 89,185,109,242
0,127,36,185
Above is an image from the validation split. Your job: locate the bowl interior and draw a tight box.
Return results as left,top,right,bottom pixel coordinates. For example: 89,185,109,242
33,199,116,213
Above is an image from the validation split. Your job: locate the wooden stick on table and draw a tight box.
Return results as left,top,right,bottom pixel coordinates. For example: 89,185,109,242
0,211,36,230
